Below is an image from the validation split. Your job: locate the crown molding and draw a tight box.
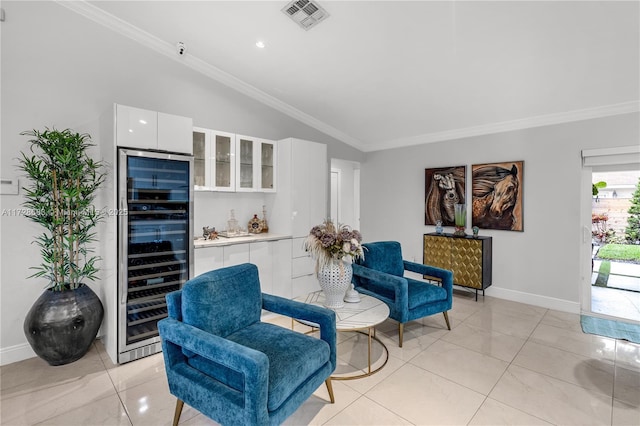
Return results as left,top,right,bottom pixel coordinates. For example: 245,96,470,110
55,1,366,151
53,2,640,154
367,101,640,152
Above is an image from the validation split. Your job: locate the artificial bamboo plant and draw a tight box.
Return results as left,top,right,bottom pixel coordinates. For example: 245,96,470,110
18,128,106,291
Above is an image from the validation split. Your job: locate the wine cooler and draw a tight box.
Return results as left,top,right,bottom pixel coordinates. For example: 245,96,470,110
117,149,193,363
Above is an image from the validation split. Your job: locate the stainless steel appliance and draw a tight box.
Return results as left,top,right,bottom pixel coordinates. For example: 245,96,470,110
117,149,193,363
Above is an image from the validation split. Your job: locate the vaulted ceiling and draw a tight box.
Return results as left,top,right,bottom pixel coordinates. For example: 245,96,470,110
67,1,639,152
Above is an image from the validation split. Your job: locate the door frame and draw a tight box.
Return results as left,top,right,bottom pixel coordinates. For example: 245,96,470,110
330,168,341,226
580,145,640,319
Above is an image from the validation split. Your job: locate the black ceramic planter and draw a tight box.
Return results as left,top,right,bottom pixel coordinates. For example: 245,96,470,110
24,284,104,366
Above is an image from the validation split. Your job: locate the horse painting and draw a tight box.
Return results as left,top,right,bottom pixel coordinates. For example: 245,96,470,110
472,162,523,231
425,166,466,226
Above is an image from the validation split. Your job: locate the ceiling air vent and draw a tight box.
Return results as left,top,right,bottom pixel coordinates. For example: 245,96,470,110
282,0,329,31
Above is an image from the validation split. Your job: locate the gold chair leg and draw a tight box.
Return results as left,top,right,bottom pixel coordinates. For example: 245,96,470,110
398,323,404,347
325,379,335,403
173,399,184,426
443,311,451,330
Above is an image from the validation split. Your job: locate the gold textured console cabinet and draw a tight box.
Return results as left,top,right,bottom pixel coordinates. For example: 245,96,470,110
423,233,492,301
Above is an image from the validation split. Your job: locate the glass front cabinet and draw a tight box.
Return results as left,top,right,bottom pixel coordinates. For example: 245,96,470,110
236,136,255,192
260,140,276,192
193,128,275,192
192,127,236,192
235,136,277,193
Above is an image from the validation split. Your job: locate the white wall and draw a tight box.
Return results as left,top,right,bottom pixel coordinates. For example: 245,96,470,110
360,113,640,312
194,192,269,237
0,1,361,365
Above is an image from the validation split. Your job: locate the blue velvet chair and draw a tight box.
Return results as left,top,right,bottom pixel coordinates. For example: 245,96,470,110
352,241,453,347
158,263,337,426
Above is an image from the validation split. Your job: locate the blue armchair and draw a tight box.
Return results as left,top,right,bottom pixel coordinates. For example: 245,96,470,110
158,263,336,426
352,241,453,347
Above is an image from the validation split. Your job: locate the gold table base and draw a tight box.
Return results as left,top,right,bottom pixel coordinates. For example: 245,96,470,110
297,322,389,381
331,329,389,381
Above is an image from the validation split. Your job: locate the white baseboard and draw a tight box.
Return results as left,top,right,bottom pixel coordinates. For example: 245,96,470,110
0,342,36,366
486,286,581,314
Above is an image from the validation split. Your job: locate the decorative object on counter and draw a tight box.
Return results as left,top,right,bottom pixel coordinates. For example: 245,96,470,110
219,213,248,238
260,205,269,233
17,128,106,365
453,203,467,237
226,209,240,235
304,219,364,308
343,283,361,303
202,226,218,240
248,214,264,234
472,226,479,238
218,209,250,237
435,220,444,235
217,230,250,238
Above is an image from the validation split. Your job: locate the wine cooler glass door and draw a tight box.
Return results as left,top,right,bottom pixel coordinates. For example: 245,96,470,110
118,149,193,360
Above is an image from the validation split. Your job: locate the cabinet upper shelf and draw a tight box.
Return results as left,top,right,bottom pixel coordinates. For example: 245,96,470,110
193,127,276,193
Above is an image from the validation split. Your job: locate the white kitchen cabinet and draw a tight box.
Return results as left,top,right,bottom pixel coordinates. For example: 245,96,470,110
271,239,293,298
223,244,250,267
236,135,277,193
194,246,223,277
267,138,327,298
291,237,319,298
193,238,292,298
116,104,192,154
193,244,248,275
292,140,326,236
236,136,255,192
269,138,327,238
193,128,236,191
249,241,272,293
116,105,157,150
214,131,236,191
192,128,210,190
193,129,272,192
248,240,291,297
259,140,277,192
158,112,194,154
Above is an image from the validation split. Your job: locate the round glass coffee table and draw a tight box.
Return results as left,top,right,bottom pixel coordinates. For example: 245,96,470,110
293,291,390,380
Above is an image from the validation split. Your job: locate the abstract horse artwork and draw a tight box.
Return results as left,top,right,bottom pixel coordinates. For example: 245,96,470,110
425,166,466,226
472,162,524,231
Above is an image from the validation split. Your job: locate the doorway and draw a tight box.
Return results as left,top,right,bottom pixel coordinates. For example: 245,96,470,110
330,168,341,225
581,146,640,323
590,169,640,322
329,159,360,230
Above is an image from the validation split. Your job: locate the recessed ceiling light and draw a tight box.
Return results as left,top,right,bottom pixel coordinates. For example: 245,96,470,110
255,41,265,49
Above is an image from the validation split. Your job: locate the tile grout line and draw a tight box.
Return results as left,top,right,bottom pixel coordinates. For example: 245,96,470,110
464,306,552,425
93,341,135,426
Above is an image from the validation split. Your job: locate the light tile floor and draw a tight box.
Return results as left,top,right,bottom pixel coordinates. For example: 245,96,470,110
2,292,639,426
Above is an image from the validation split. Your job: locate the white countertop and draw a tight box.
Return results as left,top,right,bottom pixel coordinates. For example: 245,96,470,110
293,291,390,331
193,233,292,248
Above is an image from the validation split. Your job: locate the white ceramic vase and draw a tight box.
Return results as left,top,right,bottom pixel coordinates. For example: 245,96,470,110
317,260,353,309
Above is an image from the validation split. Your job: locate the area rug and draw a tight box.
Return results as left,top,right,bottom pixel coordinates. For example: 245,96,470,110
581,315,640,343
